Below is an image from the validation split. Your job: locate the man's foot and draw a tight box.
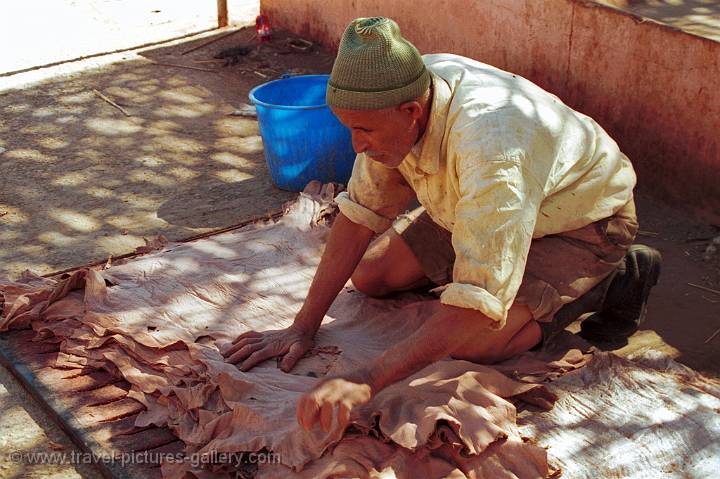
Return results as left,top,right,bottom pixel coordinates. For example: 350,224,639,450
580,245,662,342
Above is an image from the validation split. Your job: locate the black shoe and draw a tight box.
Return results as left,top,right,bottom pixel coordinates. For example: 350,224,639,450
580,244,662,341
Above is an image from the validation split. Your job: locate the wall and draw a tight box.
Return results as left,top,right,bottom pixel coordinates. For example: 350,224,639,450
262,0,720,221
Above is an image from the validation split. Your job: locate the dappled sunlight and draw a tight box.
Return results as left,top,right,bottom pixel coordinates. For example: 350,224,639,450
105,210,166,230
163,256,203,275
0,205,30,225
215,169,253,183
154,101,216,118
58,91,95,105
15,244,48,256
0,230,20,241
0,23,326,282
133,154,167,167
214,117,260,136
151,135,207,153
534,102,564,131
509,92,536,118
187,239,241,260
4,148,58,162
143,151,201,167
168,166,200,181
96,234,151,253
520,365,720,477
211,151,252,167
48,208,102,233
55,115,81,125
610,328,683,359
115,195,157,210
84,187,117,199
115,72,151,84
128,168,178,187
216,135,264,154
3,259,55,276
37,137,70,150
85,117,144,135
4,102,32,114
29,106,61,118
37,231,81,248
146,119,182,132
159,88,210,104
105,85,156,104
52,171,88,187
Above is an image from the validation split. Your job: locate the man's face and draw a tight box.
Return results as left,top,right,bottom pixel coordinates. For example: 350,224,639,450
331,104,421,168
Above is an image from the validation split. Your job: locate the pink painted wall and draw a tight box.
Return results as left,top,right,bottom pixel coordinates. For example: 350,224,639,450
262,0,720,221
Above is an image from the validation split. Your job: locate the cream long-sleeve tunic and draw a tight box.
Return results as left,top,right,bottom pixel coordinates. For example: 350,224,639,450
336,54,636,328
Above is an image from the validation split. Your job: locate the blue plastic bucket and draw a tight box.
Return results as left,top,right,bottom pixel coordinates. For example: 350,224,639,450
249,75,355,192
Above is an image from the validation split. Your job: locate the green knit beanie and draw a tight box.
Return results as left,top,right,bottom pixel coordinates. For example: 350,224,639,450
326,17,430,110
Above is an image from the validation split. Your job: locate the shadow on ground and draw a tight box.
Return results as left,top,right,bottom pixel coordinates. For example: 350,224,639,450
0,26,335,279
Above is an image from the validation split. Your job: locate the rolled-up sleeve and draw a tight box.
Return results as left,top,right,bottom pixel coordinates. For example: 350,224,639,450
439,150,545,329
336,153,415,233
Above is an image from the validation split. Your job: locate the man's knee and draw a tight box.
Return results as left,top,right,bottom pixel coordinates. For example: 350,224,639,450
351,261,390,298
351,229,428,297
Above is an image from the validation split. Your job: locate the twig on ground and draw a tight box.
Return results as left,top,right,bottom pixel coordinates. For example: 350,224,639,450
93,89,131,117
687,282,720,296
704,327,720,344
193,59,226,64
638,230,659,237
702,295,719,304
254,71,268,78
181,29,241,55
152,62,218,73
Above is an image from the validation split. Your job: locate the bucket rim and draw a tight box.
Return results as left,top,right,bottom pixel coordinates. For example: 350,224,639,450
248,74,332,111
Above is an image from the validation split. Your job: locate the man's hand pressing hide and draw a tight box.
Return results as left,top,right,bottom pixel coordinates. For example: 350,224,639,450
296,373,373,435
223,325,314,372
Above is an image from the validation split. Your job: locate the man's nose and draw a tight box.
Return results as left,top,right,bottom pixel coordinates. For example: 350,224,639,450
351,131,369,154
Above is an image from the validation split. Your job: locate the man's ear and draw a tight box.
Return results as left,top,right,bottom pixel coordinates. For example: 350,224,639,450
398,100,423,120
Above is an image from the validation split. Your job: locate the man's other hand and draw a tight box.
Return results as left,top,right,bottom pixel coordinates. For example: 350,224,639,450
296,374,373,435
223,325,314,372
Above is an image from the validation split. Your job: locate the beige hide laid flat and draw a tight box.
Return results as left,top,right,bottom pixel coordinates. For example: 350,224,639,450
0,186,563,478
3,184,716,478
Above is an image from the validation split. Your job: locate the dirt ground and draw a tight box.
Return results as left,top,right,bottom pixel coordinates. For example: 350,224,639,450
1,19,719,479
0,363,104,479
0,27,341,278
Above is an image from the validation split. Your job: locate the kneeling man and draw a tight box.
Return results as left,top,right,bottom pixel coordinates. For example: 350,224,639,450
225,16,661,433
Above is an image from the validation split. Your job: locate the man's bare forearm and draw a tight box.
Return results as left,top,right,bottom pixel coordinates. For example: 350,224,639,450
293,212,374,335
360,301,492,393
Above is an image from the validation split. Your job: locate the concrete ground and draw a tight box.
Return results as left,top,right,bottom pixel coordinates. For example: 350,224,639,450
1,1,719,478
1,0,261,76
597,0,720,42
0,364,105,479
